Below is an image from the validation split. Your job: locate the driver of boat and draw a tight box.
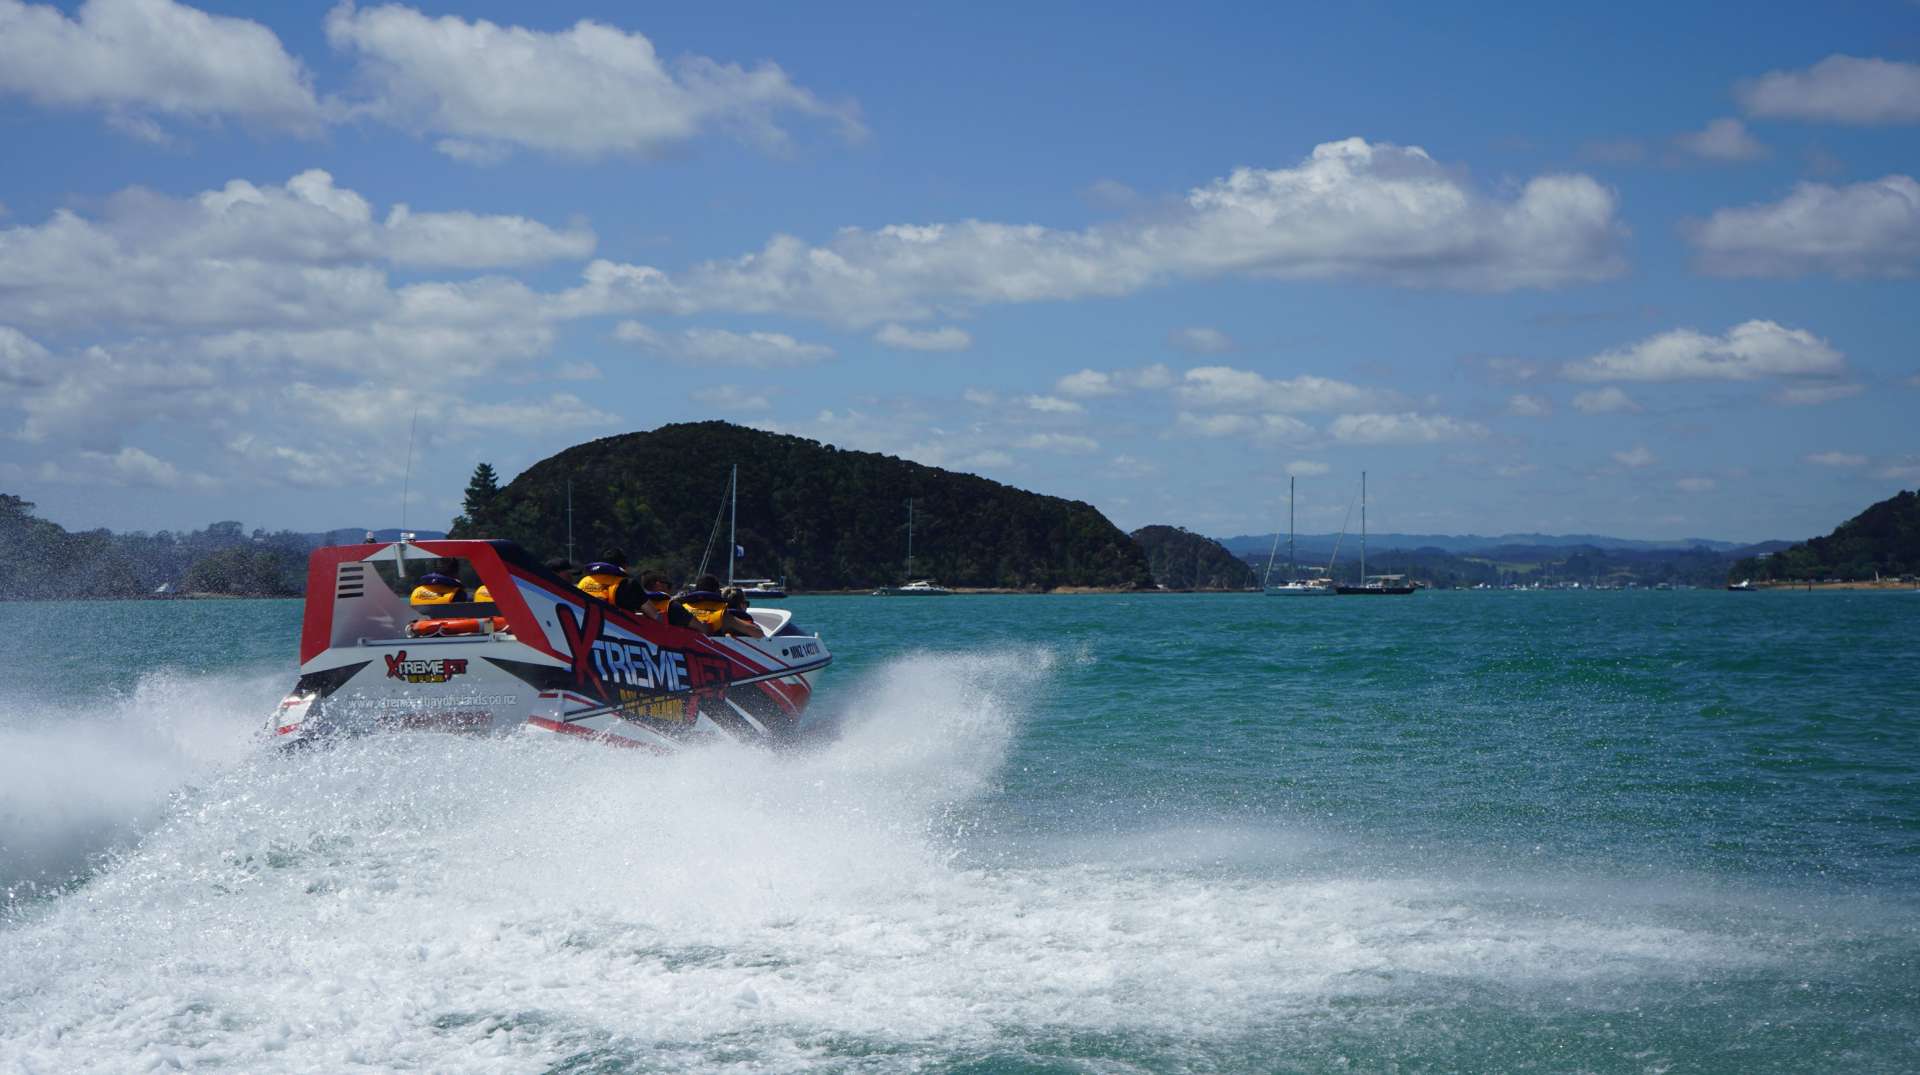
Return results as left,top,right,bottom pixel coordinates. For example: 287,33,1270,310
409,571,468,605
720,586,766,638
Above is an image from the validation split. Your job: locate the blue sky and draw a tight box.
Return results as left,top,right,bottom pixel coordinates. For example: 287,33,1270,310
1,1,1916,543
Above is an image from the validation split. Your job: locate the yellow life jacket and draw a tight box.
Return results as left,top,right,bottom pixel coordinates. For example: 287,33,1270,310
472,584,492,603
577,572,625,604
681,594,727,633
409,582,461,605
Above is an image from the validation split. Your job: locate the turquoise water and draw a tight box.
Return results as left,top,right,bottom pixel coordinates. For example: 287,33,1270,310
2,591,1916,1071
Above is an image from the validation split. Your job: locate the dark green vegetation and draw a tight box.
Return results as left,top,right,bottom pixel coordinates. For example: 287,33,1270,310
1130,526,1257,589
456,422,1153,590
1732,488,1920,582
0,495,307,598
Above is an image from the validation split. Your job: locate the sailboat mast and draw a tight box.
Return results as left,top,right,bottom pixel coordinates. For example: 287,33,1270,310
1288,475,1296,579
906,498,914,580
727,464,737,586
1360,470,1367,585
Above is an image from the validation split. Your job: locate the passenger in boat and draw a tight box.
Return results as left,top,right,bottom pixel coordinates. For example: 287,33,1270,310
677,574,730,634
637,571,677,624
577,560,635,607
546,557,581,585
409,571,468,605
720,586,766,638
472,583,492,603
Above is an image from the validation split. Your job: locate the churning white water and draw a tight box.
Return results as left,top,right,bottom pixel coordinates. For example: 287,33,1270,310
0,650,1801,1072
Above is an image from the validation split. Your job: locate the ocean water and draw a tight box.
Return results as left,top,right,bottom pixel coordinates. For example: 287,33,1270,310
1,591,1916,1072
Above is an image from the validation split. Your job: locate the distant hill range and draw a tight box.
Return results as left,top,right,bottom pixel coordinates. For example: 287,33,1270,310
1130,526,1257,590
1218,531,1764,558
457,422,1152,590
1731,488,1919,582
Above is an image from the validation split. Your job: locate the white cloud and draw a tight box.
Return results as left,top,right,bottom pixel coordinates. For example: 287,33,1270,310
552,360,601,381
1612,445,1657,468
1177,366,1369,412
1020,394,1085,414
4,446,220,492
1506,393,1552,417
1015,432,1099,454
324,3,861,161
1571,386,1641,414
1286,460,1330,477
691,385,771,411
1806,451,1867,467
959,449,1013,469
0,325,55,386
613,322,833,367
1774,382,1863,406
1877,459,1920,482
873,323,971,351
0,0,324,134
569,138,1624,327
1562,321,1845,382
459,392,622,435
1675,477,1717,493
1687,176,1920,278
1738,55,1920,125
1328,412,1488,445
1673,117,1766,161
1171,412,1315,442
0,170,594,334
382,204,596,268
1054,363,1172,398
961,388,997,406
1170,326,1235,353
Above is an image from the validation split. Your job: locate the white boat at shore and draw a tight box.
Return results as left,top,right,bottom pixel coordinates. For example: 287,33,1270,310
1264,476,1335,596
873,498,952,595
873,579,953,596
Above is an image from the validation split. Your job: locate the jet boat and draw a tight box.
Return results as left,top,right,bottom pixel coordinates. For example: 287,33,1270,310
270,537,831,750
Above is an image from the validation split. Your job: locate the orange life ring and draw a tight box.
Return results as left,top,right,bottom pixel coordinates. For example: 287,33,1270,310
407,616,507,637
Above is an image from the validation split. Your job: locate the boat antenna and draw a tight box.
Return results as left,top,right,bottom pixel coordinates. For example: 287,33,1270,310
1262,521,1282,589
397,406,418,578
695,469,730,581
905,497,914,582
1360,470,1367,585
565,479,574,566
727,464,737,587
1326,493,1358,580
1289,475,1297,580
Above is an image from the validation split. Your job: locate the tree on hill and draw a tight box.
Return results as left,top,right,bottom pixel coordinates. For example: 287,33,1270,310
453,462,501,535
1732,488,1920,582
452,422,1153,590
1129,525,1256,589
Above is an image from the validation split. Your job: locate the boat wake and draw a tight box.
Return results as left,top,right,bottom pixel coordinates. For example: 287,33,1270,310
2,648,1905,1071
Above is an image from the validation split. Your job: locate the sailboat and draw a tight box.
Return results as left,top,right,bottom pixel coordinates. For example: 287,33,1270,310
1334,471,1417,595
873,498,952,595
1264,476,1333,596
693,465,789,597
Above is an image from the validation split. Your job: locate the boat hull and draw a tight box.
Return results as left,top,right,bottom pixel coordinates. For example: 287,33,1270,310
273,540,830,750
1334,585,1417,595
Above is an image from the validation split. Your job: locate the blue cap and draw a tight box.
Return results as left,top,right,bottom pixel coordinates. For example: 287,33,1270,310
420,572,459,587
584,562,625,576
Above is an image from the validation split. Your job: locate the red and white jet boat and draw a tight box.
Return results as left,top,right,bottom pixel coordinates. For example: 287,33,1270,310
270,538,831,750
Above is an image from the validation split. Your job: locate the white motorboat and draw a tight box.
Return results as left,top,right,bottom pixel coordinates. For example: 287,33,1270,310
873,579,953,596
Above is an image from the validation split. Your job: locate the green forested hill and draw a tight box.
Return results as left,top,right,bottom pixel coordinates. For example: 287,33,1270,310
1129,526,1257,590
456,422,1153,590
1731,488,1920,582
